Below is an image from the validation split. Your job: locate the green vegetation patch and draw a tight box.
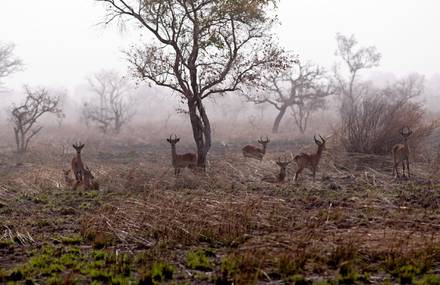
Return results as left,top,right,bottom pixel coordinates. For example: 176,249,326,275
1,245,174,284
186,249,216,271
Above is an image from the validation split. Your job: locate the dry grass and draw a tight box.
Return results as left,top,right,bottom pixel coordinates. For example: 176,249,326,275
1,131,440,284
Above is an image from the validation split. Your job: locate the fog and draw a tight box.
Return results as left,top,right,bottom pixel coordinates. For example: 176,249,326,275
0,0,439,141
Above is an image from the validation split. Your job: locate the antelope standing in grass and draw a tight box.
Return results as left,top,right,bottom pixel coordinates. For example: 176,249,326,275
262,154,293,183
167,135,197,175
242,136,270,161
294,135,326,181
392,127,412,178
71,142,85,182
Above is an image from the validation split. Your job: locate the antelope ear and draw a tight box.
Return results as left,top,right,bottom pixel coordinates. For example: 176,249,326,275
176,138,180,142
166,139,171,143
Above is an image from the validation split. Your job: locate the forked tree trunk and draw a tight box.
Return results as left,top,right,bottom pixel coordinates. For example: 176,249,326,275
188,97,211,169
114,115,122,134
272,105,288,133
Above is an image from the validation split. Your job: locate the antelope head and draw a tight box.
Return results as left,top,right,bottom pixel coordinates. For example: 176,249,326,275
258,136,270,149
166,134,180,145
276,153,294,169
72,142,85,153
314,135,326,149
400,127,413,142
83,166,94,179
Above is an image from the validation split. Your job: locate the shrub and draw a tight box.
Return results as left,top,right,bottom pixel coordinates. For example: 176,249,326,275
341,94,437,155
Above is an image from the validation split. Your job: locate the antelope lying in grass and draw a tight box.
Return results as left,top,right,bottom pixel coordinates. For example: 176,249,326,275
392,127,412,178
242,136,270,161
64,167,99,190
166,135,197,175
262,154,293,183
71,142,85,182
294,135,326,181
63,169,75,186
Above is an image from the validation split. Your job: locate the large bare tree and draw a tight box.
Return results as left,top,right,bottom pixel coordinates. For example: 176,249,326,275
82,70,136,134
10,86,64,153
0,42,22,87
245,61,333,133
97,0,290,168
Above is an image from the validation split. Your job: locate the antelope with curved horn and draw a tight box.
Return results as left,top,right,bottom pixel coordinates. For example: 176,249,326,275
294,135,327,181
166,135,197,175
392,127,412,178
262,154,294,183
71,142,85,182
242,136,270,161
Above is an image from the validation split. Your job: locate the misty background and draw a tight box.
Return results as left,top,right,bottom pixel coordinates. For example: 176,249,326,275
0,0,439,142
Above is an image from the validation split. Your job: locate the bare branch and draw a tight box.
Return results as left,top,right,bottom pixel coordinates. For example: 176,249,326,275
82,70,137,134
0,42,23,87
10,86,63,153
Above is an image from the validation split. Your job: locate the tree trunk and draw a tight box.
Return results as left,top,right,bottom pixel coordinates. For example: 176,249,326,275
272,105,287,133
114,115,121,134
188,98,211,169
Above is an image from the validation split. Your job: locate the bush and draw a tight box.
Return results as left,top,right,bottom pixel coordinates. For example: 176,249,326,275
341,94,436,155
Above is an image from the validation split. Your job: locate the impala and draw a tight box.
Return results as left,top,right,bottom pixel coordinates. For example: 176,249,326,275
71,142,85,182
242,136,270,161
262,154,293,183
294,135,326,181
392,127,412,178
167,135,197,175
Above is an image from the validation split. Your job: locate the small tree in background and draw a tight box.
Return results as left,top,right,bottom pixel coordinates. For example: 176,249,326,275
290,93,326,134
82,71,136,134
10,86,64,153
0,42,22,88
245,60,333,133
334,33,381,132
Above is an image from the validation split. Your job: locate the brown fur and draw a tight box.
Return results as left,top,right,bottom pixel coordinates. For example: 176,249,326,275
73,167,99,191
392,127,412,178
294,135,326,181
71,143,85,182
242,137,270,161
167,135,197,175
262,156,293,183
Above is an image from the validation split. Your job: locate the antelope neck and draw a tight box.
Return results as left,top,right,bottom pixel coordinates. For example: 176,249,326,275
316,145,324,156
170,144,177,163
278,170,286,180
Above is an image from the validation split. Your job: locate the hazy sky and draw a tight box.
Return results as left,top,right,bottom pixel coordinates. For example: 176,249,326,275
1,0,439,92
